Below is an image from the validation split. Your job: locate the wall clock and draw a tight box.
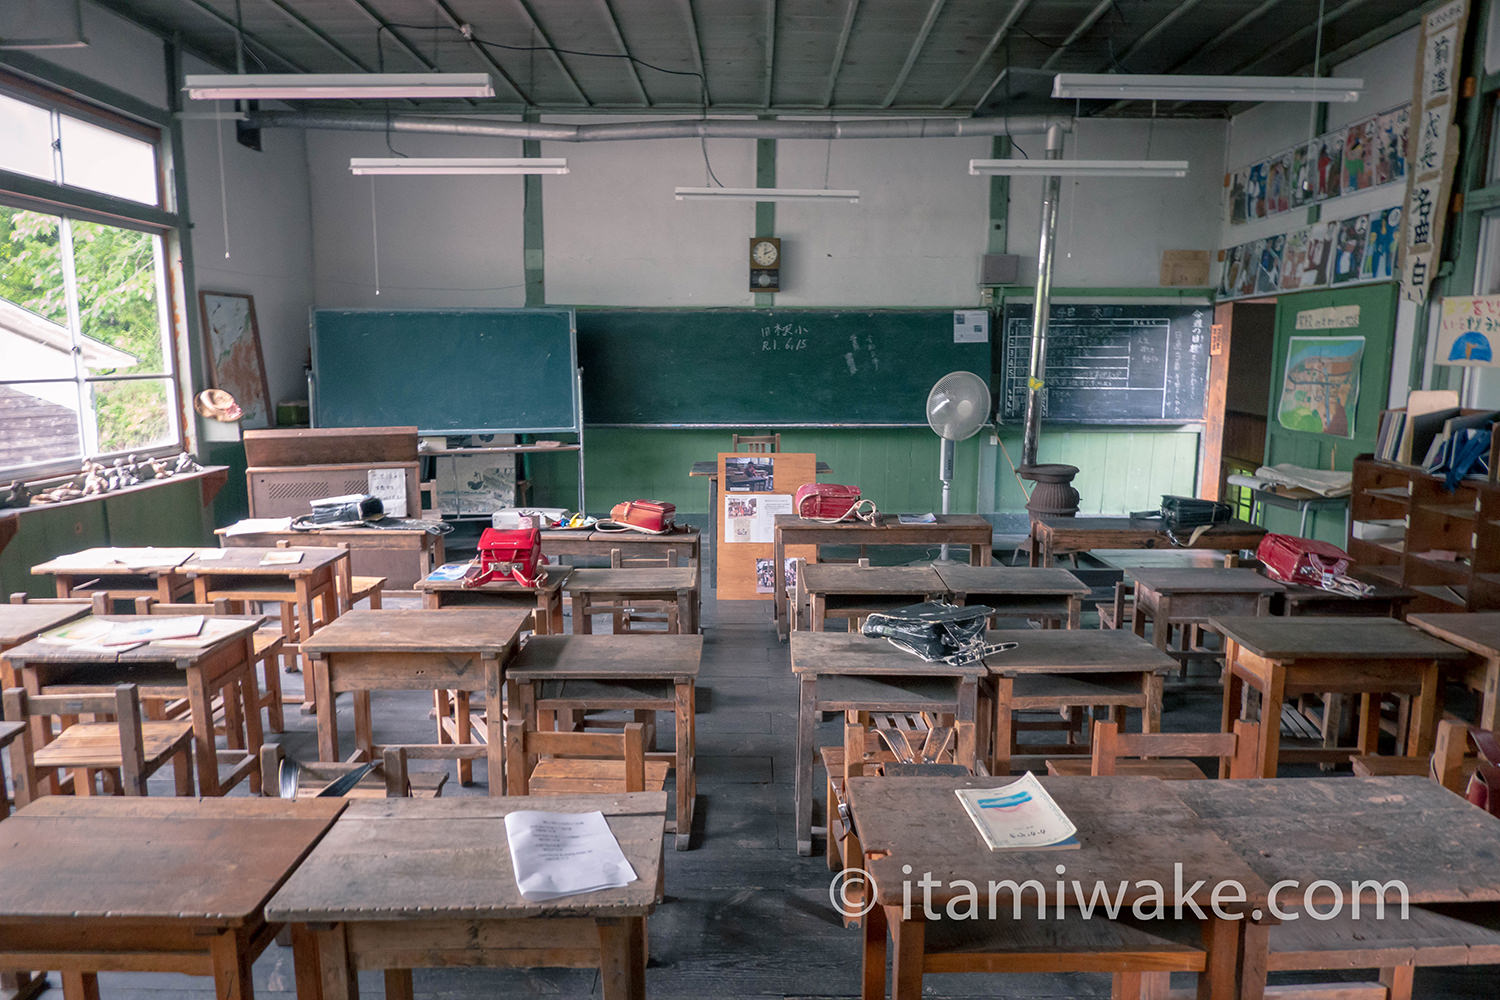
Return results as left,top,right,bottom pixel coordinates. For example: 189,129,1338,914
749,236,780,293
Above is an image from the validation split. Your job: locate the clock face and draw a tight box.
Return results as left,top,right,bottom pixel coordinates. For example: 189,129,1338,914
751,240,779,267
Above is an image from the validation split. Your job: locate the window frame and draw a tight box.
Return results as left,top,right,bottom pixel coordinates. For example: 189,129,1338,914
0,69,188,482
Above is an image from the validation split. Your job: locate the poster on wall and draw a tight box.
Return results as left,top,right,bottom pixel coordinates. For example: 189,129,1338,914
198,291,271,429
1277,336,1365,437
1435,296,1500,365
1331,214,1370,284
1400,0,1467,302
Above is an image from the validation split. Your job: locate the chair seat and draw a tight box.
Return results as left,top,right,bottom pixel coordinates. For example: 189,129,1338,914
1046,757,1209,780
349,575,386,598
34,720,193,769
253,630,285,657
528,757,670,795
0,720,24,748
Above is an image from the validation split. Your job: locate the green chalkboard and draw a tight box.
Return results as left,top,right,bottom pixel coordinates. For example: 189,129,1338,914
575,309,993,426
311,309,580,434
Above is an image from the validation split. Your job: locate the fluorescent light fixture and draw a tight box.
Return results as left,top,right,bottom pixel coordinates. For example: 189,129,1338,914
184,72,495,100
969,159,1188,178
350,157,569,176
673,186,860,203
1052,73,1362,103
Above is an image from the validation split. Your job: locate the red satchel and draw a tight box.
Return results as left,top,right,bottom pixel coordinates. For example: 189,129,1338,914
601,499,675,533
794,483,872,522
1256,533,1357,589
1466,728,1500,818
463,525,546,588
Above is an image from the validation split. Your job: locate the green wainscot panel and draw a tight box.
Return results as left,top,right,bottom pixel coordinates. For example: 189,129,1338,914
990,428,1202,516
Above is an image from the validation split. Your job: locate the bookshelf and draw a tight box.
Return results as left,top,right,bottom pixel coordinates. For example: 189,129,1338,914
1348,455,1500,611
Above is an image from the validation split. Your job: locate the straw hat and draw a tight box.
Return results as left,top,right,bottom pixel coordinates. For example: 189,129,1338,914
194,388,243,422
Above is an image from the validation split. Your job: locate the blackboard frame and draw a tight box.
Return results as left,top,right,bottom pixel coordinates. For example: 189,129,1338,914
310,308,582,436
998,298,1213,426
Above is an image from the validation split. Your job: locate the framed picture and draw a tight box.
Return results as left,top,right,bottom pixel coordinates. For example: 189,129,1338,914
198,291,271,428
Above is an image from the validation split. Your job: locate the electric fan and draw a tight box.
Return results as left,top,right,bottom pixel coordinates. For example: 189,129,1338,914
926,371,992,560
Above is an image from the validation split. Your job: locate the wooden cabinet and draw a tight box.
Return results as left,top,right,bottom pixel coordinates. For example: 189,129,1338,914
1348,456,1500,611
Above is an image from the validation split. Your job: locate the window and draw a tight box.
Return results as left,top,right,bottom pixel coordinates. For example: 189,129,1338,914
0,81,180,479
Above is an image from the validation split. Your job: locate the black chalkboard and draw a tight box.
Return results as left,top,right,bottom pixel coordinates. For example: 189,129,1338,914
311,309,579,434
576,308,992,426
998,303,1211,423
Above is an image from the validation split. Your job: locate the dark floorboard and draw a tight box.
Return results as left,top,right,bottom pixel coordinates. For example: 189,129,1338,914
23,571,1499,999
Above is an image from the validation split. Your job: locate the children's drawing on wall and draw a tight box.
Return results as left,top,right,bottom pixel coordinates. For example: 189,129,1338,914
1219,244,1245,298
1229,168,1249,224
1306,222,1336,287
1277,336,1365,438
1279,229,1310,291
1344,118,1374,193
1255,235,1284,295
1436,296,1500,366
1291,144,1313,207
1332,214,1369,284
724,456,774,492
1375,107,1409,185
1237,240,1262,297
1317,128,1345,200
1269,151,1293,214
1247,162,1267,219
1363,207,1401,281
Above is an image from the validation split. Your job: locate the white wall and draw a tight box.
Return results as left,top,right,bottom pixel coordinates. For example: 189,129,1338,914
1007,119,1228,288
1220,28,1421,406
22,1,166,109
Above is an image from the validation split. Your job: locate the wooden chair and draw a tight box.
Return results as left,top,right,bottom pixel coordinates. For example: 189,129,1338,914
1045,718,1260,780
604,548,680,633
2,685,195,804
258,744,447,799
9,591,110,613
0,720,25,818
1095,580,1133,629
504,720,668,796
731,432,780,452
1351,718,1480,790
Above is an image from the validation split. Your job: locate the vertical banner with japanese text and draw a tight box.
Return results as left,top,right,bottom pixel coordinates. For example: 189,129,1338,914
1400,0,1468,302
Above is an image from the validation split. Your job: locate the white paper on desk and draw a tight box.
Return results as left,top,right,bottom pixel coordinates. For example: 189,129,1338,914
223,517,293,536
504,810,638,901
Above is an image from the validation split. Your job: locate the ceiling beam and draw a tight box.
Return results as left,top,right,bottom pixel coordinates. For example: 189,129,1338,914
1288,3,1427,76
158,0,312,72
256,0,379,72
427,0,534,107
763,0,777,109
950,0,1033,109
881,0,946,108
342,0,436,70
821,0,861,108
512,0,593,106
596,0,651,106
1228,0,1377,76
680,0,710,106
1039,0,1116,71
1108,0,1208,70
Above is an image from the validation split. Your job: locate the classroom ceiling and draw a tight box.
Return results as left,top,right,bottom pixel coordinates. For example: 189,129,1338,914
99,0,1428,118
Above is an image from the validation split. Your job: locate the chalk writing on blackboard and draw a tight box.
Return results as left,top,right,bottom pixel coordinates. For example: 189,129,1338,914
761,324,810,352
1000,304,1210,423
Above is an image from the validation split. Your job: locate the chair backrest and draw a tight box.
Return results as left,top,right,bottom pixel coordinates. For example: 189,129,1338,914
11,592,110,614
3,684,146,804
609,546,681,569
1090,718,1260,779
132,598,230,615
259,744,414,798
732,433,780,453
505,721,647,795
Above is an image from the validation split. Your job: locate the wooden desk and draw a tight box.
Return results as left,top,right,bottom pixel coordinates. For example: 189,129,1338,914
788,631,985,856
218,522,445,592
506,634,702,849
182,546,346,682
1407,612,1500,730
31,546,198,604
983,628,1176,774
798,564,944,631
541,527,701,566
774,514,993,640
1275,576,1416,618
2,614,264,795
0,796,341,1000
935,565,1090,628
266,794,665,1000
0,604,89,655
1176,776,1500,997
301,608,529,790
848,775,1267,1000
1031,516,1265,567
416,563,571,634
1130,568,1284,667
1212,615,1468,777
566,567,700,635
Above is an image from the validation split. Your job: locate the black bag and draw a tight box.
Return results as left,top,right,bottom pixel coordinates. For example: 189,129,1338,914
1158,494,1232,531
861,601,1017,665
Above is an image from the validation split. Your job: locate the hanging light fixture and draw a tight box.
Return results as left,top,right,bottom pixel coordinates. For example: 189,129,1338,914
350,157,569,176
673,186,860,203
969,159,1188,178
184,73,495,100
1052,73,1362,103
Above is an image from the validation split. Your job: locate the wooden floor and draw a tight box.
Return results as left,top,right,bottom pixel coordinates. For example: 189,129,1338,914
22,575,1500,999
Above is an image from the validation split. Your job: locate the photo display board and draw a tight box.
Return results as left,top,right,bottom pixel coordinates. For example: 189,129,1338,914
715,452,817,601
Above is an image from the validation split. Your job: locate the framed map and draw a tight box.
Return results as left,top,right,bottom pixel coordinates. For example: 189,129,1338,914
1277,336,1365,438
199,291,271,428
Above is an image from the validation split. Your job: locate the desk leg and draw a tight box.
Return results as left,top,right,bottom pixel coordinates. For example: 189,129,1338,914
455,690,474,785
383,971,414,1000
1238,918,1270,1000
314,924,358,1000
1220,640,1242,779
675,679,695,850
289,924,324,1000
58,972,99,1000
186,664,222,796
238,643,264,794
1481,661,1500,731
1143,672,1163,734
796,675,816,856
597,917,647,1000
774,528,789,641
0,972,47,1000
297,579,318,712
1066,595,1080,630
973,541,990,566
1198,916,1243,1000
1256,665,1286,780
485,653,505,794
1409,660,1442,758
208,930,255,1000
957,677,978,769
992,675,1015,775
862,902,889,1000
889,910,926,1000
313,655,339,762
572,594,594,635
